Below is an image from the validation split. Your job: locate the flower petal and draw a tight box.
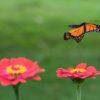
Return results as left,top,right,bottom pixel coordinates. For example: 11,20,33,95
87,66,97,72
76,63,87,69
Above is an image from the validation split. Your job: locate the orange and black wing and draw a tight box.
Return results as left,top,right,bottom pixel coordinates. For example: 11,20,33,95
69,23,100,33
85,23,100,32
68,25,85,38
64,25,85,42
64,32,71,40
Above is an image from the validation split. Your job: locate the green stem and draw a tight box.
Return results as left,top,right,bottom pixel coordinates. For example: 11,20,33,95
13,85,20,100
76,85,81,100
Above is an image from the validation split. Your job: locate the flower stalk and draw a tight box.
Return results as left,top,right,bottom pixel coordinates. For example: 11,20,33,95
76,85,81,100
13,84,20,100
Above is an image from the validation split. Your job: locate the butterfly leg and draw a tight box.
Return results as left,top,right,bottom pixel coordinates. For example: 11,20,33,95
74,35,84,43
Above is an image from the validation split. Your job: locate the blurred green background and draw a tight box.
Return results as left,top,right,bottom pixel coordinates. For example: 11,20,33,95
0,0,100,100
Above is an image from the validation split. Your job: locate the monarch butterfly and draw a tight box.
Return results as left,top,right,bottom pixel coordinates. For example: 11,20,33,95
64,22,100,43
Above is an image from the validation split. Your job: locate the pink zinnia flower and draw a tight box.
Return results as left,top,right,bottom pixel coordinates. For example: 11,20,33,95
56,63,100,80
0,57,45,86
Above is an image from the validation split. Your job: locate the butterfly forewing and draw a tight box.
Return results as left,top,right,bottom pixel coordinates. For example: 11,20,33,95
68,26,84,37
85,24,97,32
64,32,70,40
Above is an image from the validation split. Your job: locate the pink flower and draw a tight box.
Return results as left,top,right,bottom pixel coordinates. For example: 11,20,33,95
56,63,100,80
0,57,45,86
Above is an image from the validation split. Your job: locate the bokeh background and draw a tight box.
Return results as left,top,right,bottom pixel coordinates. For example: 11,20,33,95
0,0,100,100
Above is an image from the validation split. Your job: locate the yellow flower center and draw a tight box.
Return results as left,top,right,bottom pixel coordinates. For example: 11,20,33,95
70,69,86,73
7,65,27,78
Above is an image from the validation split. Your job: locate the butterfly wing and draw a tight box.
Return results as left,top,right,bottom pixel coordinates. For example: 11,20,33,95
69,23,86,28
69,25,81,28
69,23,100,33
85,24,100,32
64,32,71,40
68,26,84,38
67,26,85,42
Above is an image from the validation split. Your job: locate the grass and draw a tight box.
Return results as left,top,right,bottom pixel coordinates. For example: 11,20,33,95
0,0,100,100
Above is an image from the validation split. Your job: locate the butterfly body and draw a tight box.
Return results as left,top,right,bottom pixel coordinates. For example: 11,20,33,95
64,23,100,43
